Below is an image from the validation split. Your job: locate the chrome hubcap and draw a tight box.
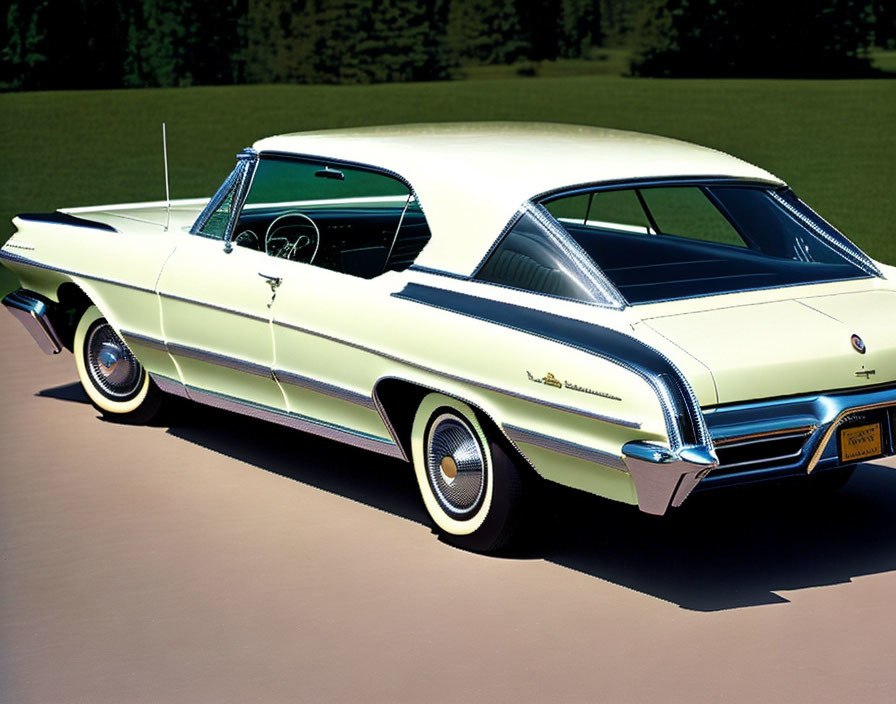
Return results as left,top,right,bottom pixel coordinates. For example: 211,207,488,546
86,323,142,398
426,413,486,516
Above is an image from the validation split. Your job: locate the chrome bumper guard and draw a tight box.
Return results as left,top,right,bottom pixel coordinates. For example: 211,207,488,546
699,384,896,490
2,290,63,354
622,441,718,515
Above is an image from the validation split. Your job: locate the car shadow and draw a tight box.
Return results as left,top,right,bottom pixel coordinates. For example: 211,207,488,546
530,468,896,610
36,381,90,404
43,383,896,612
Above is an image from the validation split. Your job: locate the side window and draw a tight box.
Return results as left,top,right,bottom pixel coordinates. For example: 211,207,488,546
475,211,598,302
233,157,431,278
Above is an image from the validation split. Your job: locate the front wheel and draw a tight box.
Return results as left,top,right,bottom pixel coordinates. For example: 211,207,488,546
73,306,162,424
411,393,524,552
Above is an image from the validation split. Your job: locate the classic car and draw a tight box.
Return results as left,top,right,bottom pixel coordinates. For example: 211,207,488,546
3,122,895,552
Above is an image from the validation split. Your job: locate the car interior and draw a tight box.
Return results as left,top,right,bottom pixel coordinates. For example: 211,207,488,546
232,158,432,279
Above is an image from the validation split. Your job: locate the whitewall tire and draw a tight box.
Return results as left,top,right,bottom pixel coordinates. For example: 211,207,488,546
411,392,523,552
73,306,162,423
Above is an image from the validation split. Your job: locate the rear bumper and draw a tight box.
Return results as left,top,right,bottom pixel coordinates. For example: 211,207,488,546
622,441,718,515
698,384,896,491
2,289,63,354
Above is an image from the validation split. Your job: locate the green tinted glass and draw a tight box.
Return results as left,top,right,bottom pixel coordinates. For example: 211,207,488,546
245,158,408,206
589,189,651,233
198,184,235,239
640,187,744,247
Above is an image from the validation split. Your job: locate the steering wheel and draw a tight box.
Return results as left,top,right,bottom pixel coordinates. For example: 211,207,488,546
264,212,320,264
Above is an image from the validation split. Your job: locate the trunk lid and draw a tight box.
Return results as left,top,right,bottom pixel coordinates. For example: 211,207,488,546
639,289,896,404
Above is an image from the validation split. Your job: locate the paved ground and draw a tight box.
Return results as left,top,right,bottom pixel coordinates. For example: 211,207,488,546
2,312,895,704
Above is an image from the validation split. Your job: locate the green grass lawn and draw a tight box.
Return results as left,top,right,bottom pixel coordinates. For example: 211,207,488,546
1,76,894,296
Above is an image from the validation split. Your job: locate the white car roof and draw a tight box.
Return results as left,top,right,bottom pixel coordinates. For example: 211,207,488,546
253,122,783,275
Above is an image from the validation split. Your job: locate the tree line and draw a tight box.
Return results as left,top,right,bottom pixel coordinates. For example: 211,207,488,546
2,0,893,90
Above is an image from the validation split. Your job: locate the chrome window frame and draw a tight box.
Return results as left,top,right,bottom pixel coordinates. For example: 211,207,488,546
768,188,882,278
470,202,627,310
190,148,259,244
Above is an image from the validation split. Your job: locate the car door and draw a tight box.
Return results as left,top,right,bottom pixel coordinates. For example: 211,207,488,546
227,154,424,449
156,231,288,410
269,263,400,447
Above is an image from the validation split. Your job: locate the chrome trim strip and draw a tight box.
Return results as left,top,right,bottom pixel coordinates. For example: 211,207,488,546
166,341,272,378
120,329,168,353
710,417,819,444
0,250,157,294
273,318,641,429
157,291,270,323
715,449,805,471
273,368,377,409
503,424,627,472
148,373,402,459
150,373,188,397
2,290,64,354
124,328,377,410
715,429,814,450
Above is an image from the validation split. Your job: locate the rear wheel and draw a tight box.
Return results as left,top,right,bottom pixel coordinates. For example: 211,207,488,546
73,306,162,424
410,393,524,552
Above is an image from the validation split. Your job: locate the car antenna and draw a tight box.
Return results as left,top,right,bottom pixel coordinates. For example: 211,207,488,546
162,122,171,231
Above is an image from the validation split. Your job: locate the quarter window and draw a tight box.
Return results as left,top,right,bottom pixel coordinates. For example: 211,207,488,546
197,184,237,240
475,210,602,303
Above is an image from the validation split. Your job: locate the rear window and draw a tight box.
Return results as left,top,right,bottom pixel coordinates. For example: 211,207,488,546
542,184,874,304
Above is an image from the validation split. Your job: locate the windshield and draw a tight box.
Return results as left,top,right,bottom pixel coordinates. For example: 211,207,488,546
542,184,877,304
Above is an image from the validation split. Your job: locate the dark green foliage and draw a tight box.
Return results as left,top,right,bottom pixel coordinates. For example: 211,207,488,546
2,0,246,90
2,0,132,90
245,0,454,85
870,0,896,49
1,1,892,89
446,0,528,65
631,0,879,77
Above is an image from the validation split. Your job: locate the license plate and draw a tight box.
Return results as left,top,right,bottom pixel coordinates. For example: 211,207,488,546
839,423,882,463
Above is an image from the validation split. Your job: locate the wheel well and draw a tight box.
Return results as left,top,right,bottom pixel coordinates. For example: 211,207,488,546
55,282,93,351
373,377,532,475
373,378,429,461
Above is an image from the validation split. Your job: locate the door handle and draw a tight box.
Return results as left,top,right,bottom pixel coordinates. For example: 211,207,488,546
258,272,282,289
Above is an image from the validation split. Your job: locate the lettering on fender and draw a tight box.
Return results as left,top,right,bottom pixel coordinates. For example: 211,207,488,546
527,370,621,401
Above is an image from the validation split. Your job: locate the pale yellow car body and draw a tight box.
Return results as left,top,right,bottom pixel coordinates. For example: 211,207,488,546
3,123,894,517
